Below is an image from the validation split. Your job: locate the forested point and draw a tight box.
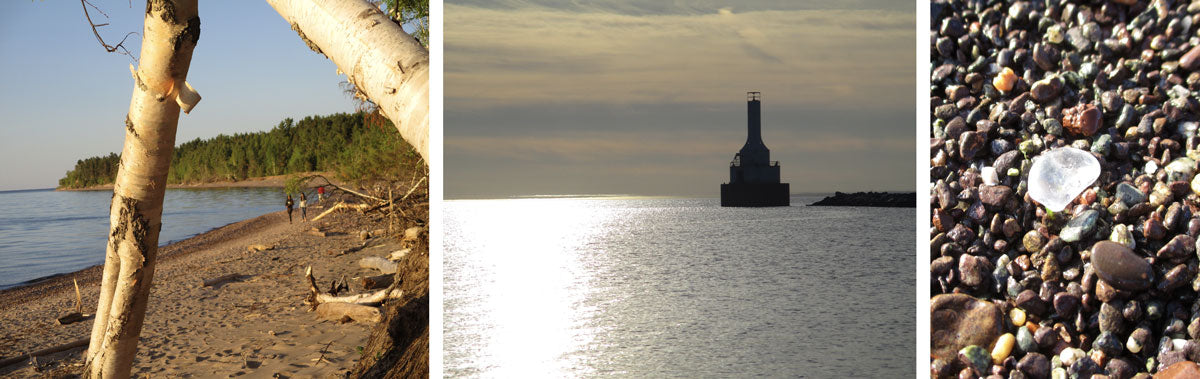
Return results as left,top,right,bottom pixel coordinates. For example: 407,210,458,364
57,112,420,189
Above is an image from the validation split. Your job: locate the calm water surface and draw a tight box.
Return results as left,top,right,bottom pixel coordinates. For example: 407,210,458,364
0,187,288,289
444,196,915,377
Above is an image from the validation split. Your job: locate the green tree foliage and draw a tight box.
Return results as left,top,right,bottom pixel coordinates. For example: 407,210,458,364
376,0,428,47
58,112,420,189
58,153,121,188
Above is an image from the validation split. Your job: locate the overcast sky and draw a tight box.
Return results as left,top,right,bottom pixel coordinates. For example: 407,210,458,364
445,0,915,199
0,1,360,191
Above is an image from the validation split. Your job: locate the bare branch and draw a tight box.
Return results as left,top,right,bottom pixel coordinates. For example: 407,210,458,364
80,0,139,62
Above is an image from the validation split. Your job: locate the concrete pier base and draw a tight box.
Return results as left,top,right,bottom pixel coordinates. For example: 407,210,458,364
720,183,790,207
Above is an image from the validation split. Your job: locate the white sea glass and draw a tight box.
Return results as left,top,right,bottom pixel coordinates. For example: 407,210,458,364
1027,147,1101,212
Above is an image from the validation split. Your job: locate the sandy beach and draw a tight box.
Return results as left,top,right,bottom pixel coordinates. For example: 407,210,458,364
0,193,428,377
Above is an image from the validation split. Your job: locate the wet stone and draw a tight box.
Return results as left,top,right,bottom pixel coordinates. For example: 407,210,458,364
979,185,1013,208
1181,44,1200,71
1033,325,1058,350
1016,352,1050,379
1059,209,1099,243
1093,331,1123,355
1015,290,1046,316
1158,361,1200,379
1067,356,1100,378
1091,241,1153,291
959,131,986,160
1157,235,1195,260
1099,302,1124,333
931,294,1005,362
1110,224,1135,249
959,254,992,288
993,151,1021,177
1016,326,1035,354
1053,292,1080,316
1116,183,1146,205
932,256,955,276
1105,358,1135,379
1144,218,1167,240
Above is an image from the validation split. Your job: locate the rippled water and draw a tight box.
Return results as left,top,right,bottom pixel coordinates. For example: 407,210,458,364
0,187,288,289
444,196,915,377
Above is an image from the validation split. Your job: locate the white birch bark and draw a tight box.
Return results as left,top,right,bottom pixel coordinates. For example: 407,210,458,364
266,0,430,161
85,1,201,377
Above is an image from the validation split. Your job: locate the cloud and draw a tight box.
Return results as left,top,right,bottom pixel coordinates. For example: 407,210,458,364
445,3,914,109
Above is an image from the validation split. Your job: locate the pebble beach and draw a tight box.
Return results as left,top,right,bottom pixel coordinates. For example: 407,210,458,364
931,0,1200,377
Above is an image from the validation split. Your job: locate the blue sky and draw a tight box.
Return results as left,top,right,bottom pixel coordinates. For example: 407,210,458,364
0,1,360,190
445,0,915,198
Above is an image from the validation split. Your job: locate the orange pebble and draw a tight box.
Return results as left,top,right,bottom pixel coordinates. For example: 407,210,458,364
993,67,1018,92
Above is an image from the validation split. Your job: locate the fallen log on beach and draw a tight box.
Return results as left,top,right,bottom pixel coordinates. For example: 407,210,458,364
359,257,398,274
312,201,370,222
316,288,402,305
0,338,90,369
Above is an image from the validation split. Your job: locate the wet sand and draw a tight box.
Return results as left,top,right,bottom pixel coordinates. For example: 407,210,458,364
0,198,425,377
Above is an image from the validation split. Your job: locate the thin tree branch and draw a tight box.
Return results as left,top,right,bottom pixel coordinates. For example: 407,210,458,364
80,0,139,62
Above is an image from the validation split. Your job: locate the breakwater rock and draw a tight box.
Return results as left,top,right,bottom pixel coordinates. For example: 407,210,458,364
809,192,916,207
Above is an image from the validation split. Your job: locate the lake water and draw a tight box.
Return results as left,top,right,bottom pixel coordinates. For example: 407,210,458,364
0,187,288,289
443,196,915,377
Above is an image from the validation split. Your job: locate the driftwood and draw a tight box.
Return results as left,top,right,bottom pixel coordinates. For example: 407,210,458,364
297,174,386,203
247,244,274,252
303,266,384,323
56,312,88,325
402,227,423,242
308,229,327,237
359,257,398,274
315,302,381,323
363,176,427,213
312,201,370,222
202,274,246,287
57,278,90,325
359,274,394,290
0,338,90,369
315,288,402,305
387,249,410,261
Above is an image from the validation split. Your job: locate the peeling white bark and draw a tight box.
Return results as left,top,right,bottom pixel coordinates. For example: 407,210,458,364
266,0,430,161
86,1,201,377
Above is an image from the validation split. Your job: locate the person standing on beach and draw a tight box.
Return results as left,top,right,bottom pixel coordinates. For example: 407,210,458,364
286,194,295,224
317,186,325,202
299,192,308,221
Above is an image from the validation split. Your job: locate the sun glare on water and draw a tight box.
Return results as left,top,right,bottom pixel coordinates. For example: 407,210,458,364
448,198,617,377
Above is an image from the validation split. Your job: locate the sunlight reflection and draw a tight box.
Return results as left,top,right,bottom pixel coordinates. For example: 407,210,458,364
451,198,613,377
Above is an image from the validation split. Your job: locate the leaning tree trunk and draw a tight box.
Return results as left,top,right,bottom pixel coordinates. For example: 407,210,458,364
266,0,430,162
85,1,202,377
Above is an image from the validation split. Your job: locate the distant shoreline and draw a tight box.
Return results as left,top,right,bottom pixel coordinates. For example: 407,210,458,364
55,172,336,192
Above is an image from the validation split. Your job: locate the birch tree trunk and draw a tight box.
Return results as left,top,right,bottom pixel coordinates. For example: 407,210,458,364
266,0,430,162
85,1,202,377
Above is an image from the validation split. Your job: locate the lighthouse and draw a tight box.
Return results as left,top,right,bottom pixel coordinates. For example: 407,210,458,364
721,92,790,206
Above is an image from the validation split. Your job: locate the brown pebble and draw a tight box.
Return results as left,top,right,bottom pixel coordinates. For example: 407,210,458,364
1091,241,1154,292
1155,361,1200,379
1063,103,1102,136
1181,45,1200,71
931,294,1004,362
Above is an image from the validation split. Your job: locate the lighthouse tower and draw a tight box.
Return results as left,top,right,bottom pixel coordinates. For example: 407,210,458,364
721,92,790,206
